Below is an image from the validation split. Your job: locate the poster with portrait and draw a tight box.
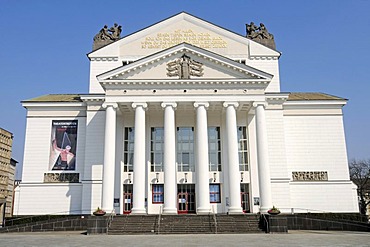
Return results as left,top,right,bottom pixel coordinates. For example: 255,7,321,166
49,120,78,170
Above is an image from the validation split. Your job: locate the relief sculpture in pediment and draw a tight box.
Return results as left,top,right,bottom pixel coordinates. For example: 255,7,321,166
166,54,203,79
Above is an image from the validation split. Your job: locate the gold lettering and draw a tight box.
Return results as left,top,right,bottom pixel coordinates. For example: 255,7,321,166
141,30,228,49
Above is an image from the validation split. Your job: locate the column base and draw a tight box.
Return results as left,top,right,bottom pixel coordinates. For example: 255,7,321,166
228,207,243,214
131,208,147,215
162,208,178,215
197,207,212,214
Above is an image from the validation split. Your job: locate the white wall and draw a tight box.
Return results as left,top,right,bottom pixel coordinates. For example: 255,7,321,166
81,107,105,213
283,105,356,212
284,114,349,180
16,107,86,215
290,182,358,213
14,184,82,215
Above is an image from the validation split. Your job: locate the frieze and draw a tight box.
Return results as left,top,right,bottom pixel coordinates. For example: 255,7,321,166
141,29,227,49
292,171,328,181
44,173,79,183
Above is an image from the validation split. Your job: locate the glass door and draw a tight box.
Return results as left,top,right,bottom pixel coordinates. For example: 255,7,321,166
123,184,133,214
240,184,250,213
177,184,196,214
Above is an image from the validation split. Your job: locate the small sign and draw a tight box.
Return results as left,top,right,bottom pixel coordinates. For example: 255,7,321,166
125,199,131,203
114,198,120,207
254,197,260,206
178,198,186,203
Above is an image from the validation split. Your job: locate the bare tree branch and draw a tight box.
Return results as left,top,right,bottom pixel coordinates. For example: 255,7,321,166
349,159,370,215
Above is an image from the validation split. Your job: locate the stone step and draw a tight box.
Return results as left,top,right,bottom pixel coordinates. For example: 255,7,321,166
108,214,264,235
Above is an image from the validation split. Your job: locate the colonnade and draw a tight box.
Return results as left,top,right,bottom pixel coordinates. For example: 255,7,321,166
101,101,272,214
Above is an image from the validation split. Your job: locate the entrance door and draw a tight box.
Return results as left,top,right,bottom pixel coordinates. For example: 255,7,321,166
240,184,250,213
123,185,133,214
177,184,196,214
178,192,188,214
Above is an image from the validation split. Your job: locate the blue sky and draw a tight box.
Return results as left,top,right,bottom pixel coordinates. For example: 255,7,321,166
1,0,369,175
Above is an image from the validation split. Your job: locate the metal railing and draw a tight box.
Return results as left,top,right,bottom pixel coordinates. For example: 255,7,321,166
4,209,90,227
261,213,269,233
157,205,162,234
106,209,116,234
211,205,217,234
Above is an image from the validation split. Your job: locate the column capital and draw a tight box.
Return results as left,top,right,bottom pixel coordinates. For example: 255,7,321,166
223,101,239,108
252,101,267,108
194,102,209,108
161,102,177,109
132,102,148,109
102,102,118,109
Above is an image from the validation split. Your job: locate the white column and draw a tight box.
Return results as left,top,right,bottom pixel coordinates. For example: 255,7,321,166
131,102,147,214
194,102,211,214
253,102,272,213
223,102,243,214
161,102,178,214
101,102,118,213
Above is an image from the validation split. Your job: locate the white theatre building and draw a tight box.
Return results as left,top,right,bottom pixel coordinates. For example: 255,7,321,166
14,12,359,215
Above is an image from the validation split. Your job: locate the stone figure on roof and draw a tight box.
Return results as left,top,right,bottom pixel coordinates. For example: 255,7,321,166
93,23,122,50
246,22,274,40
109,23,122,40
246,22,259,39
246,22,276,49
258,23,274,40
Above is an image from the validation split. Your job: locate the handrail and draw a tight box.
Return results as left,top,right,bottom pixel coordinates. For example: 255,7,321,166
262,213,269,233
277,207,369,223
106,209,116,234
5,209,91,227
157,205,162,234
211,205,217,234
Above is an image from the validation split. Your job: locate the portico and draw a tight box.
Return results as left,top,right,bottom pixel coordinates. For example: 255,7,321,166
98,96,273,214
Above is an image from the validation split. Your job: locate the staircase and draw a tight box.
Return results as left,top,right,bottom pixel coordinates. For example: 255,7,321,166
108,215,158,235
108,214,264,234
216,214,263,233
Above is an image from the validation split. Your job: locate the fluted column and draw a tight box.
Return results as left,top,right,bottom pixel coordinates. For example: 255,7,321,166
223,102,243,214
131,102,147,214
194,102,211,214
101,102,118,213
161,102,177,215
253,102,272,213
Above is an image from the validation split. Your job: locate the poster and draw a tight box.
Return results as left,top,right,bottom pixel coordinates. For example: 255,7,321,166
49,120,78,170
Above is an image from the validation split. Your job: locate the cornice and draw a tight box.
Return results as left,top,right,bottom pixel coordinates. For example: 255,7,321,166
80,95,105,102
100,79,269,89
265,94,289,105
90,57,119,62
249,56,279,60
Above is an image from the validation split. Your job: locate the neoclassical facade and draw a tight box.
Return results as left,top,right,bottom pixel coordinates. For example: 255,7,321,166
14,13,359,215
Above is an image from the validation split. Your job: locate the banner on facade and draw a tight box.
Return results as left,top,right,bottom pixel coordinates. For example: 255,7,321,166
49,120,78,170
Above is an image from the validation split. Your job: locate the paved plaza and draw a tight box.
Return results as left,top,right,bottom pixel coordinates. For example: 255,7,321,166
0,231,369,247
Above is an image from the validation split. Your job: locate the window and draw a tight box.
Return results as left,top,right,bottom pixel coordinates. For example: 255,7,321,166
177,127,194,172
152,184,164,203
210,184,221,203
237,126,248,171
123,127,134,172
208,127,221,171
150,127,164,172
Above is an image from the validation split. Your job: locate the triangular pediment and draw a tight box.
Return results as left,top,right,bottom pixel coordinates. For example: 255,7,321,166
89,12,279,60
97,43,273,83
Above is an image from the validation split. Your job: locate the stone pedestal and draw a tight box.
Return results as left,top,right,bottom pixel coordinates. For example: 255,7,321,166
86,216,108,234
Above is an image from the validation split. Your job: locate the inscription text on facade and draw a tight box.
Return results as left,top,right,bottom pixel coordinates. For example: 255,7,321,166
141,29,227,49
292,171,328,181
